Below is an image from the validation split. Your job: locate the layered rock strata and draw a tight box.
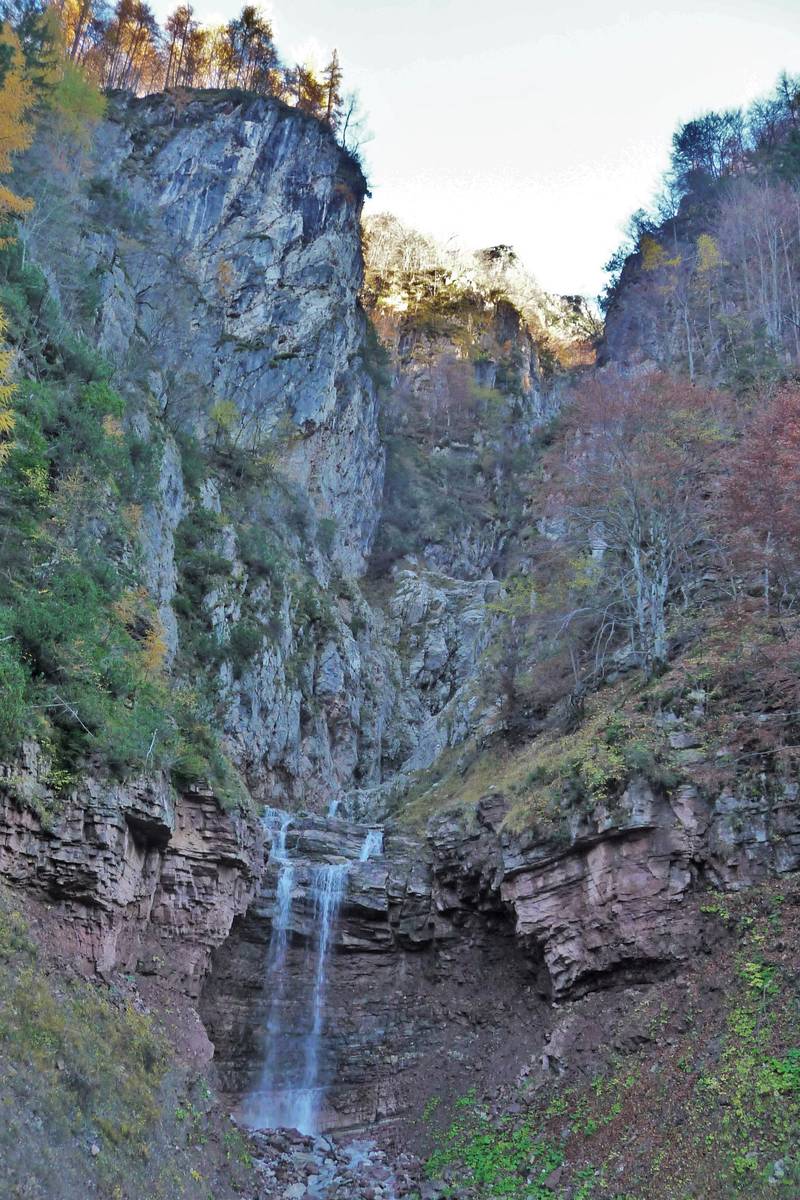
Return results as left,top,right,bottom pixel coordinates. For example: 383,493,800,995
0,745,262,999
201,769,800,1131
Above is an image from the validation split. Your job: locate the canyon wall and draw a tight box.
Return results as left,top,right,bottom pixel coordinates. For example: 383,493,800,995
0,90,565,1062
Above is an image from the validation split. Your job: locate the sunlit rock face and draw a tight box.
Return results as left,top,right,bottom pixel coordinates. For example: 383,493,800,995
94,91,383,577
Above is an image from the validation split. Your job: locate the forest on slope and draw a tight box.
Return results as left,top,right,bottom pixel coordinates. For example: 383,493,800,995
405,70,800,831
390,71,800,1200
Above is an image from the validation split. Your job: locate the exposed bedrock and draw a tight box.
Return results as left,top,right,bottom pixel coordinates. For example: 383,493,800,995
200,774,800,1132
200,813,545,1133
0,744,263,1002
93,91,383,577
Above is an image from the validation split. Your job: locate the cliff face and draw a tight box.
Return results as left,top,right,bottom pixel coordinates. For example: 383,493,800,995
0,92,396,1036
95,91,383,575
75,93,399,812
0,743,263,1002
200,762,800,1134
0,91,561,1014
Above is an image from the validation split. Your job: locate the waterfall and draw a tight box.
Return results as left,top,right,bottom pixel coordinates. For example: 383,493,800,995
245,810,384,1134
359,828,384,860
262,806,293,862
292,862,349,1134
244,809,295,1130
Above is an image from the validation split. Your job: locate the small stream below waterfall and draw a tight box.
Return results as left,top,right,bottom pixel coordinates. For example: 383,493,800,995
241,807,385,1136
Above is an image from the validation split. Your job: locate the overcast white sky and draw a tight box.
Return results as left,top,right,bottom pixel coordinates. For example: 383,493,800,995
152,0,800,298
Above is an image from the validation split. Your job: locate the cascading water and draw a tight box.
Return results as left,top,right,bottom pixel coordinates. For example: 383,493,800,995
243,808,295,1129
244,811,385,1134
291,862,349,1133
359,828,384,861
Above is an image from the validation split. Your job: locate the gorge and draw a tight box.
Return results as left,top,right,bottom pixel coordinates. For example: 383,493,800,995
0,55,798,1200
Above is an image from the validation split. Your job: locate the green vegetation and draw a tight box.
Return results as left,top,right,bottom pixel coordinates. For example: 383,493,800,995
0,885,256,1200
426,1093,564,1199
0,203,250,810
422,880,800,1200
371,432,500,575
398,679,679,836
0,240,165,773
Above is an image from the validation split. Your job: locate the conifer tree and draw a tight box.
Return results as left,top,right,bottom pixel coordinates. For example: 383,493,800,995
322,48,342,129
0,23,34,228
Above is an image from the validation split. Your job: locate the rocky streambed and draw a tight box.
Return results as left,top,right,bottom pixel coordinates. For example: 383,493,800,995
250,1127,426,1199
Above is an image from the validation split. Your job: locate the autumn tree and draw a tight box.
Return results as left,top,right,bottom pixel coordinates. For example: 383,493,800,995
0,22,34,227
99,0,159,91
322,48,342,128
63,0,96,61
718,386,800,608
0,23,35,463
163,4,196,89
553,370,727,677
294,61,324,117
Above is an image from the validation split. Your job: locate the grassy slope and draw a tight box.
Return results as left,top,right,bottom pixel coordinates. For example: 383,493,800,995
416,878,800,1200
0,884,257,1200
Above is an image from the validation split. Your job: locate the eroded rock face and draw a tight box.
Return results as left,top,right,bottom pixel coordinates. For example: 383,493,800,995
200,812,546,1132
0,746,262,1000
498,784,703,997
200,773,800,1133
93,92,383,575
431,778,800,999
63,94,405,814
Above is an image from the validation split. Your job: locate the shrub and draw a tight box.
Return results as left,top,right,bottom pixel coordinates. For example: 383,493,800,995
228,619,264,677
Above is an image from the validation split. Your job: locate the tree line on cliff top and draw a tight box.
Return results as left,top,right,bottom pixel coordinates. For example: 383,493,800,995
2,0,362,144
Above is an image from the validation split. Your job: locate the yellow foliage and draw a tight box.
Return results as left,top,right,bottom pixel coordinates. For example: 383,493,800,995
0,25,35,230
50,467,90,530
209,398,239,434
141,619,168,675
123,502,143,532
696,233,723,274
21,463,49,504
111,587,143,627
102,413,124,440
640,235,681,273
111,589,168,675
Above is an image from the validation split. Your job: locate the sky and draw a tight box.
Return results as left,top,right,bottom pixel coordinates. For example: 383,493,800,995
152,0,800,299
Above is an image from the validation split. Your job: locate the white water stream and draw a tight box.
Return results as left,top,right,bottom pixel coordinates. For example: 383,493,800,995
244,809,383,1134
